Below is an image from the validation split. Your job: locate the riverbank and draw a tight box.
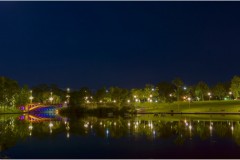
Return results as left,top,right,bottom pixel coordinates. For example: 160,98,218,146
135,100,240,113
1,100,240,115
59,100,240,116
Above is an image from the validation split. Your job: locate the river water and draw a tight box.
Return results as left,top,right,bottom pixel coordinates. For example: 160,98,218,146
1,113,240,158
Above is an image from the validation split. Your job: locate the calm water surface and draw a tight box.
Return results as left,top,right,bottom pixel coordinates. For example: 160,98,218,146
1,113,240,158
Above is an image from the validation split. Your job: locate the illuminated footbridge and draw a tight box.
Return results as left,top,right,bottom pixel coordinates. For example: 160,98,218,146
19,103,65,113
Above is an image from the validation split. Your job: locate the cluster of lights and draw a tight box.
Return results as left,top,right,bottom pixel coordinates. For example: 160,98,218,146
85,96,93,103
182,96,191,101
84,122,89,128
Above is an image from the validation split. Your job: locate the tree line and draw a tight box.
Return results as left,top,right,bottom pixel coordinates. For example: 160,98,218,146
1,76,240,110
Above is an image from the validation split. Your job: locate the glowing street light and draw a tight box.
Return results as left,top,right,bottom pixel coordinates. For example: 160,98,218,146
67,88,70,93
29,90,34,103
187,97,191,108
49,97,53,104
229,91,233,100
29,96,34,103
65,88,70,104
49,92,53,104
208,92,211,101
66,95,70,103
127,100,130,103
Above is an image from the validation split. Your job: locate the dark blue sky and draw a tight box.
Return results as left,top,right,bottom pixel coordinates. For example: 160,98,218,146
0,2,240,89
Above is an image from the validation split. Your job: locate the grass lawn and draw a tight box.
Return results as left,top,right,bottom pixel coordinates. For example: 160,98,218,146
134,100,240,113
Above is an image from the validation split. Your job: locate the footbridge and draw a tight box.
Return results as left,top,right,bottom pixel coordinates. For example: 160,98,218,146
20,103,65,112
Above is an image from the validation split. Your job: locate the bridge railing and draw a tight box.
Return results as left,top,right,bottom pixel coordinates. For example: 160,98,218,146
19,103,63,112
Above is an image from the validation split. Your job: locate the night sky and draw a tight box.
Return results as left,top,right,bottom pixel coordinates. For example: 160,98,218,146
1,2,240,90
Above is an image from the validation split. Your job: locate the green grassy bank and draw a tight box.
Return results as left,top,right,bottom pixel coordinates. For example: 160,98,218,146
59,100,240,117
134,100,240,113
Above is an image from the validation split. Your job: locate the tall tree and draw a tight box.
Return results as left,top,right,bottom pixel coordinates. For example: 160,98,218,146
131,88,144,102
95,87,108,103
109,87,129,105
15,85,30,107
195,81,209,101
32,84,65,104
172,78,184,102
230,76,240,99
212,83,227,100
157,81,175,102
0,77,19,110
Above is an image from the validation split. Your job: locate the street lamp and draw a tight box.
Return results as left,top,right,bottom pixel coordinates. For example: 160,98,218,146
208,92,211,101
66,95,70,103
49,92,53,104
229,92,232,100
29,90,34,104
187,97,191,108
66,88,70,104
29,96,34,104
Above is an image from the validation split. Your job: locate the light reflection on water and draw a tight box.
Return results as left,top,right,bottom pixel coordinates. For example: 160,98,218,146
1,113,240,158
